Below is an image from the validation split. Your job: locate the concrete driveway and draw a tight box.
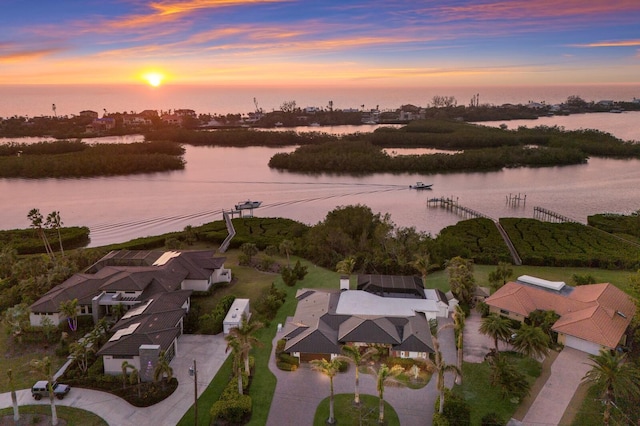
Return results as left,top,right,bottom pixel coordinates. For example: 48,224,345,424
464,310,515,363
266,318,457,426
0,334,228,426
521,348,591,426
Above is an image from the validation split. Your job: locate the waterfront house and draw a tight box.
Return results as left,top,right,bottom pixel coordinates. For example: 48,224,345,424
30,250,232,373
282,275,440,363
485,275,635,355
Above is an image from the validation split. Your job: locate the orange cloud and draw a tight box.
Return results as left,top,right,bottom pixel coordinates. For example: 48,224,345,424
0,46,63,63
571,39,640,47
433,0,640,20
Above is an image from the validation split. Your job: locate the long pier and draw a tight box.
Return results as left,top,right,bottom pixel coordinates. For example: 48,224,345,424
218,210,236,253
533,206,576,223
427,196,522,265
427,197,491,220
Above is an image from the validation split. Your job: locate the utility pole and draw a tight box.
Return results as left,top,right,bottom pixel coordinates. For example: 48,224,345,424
190,359,198,426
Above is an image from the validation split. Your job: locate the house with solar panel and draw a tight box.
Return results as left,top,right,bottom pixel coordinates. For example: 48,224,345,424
281,274,451,363
29,250,231,377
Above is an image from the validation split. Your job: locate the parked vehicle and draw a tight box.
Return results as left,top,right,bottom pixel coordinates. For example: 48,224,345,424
31,381,71,400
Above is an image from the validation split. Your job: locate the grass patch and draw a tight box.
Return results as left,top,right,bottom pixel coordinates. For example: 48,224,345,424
454,353,541,425
0,328,68,393
314,393,400,426
0,405,108,426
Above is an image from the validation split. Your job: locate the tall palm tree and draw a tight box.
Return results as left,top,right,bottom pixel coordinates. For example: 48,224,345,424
153,350,173,390
425,337,461,414
582,349,640,425
226,313,264,375
336,345,377,405
311,358,342,425
225,335,245,394
452,305,466,384
28,208,55,259
30,357,58,426
479,314,512,352
371,363,404,424
46,211,64,256
59,298,79,332
279,239,294,267
7,370,19,422
510,323,550,360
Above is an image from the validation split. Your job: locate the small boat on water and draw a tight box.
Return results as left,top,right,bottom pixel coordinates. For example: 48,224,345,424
235,200,262,210
410,182,433,190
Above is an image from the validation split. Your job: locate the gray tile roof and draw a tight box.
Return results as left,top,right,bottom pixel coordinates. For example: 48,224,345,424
284,289,434,356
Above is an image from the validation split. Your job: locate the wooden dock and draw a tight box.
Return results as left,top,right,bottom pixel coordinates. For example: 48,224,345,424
533,206,576,223
427,197,491,220
427,196,522,265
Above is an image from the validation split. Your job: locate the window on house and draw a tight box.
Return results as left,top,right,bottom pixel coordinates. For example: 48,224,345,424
500,309,509,315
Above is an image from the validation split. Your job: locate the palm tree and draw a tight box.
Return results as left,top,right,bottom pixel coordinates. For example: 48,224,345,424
240,242,258,265
153,350,173,390
452,305,466,384
59,298,79,332
30,357,58,426
122,361,141,396
311,358,343,425
28,208,55,259
226,313,264,375
488,261,513,292
426,337,461,414
45,211,64,256
336,256,356,276
371,363,404,424
279,239,294,267
225,337,244,394
582,349,640,425
336,345,377,405
479,314,512,352
510,323,550,360
70,340,94,375
7,370,19,421
410,253,435,284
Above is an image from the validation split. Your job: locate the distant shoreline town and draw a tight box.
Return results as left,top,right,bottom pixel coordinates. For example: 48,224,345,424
2,95,640,139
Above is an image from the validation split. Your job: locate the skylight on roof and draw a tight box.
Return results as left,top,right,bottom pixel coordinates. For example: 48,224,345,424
109,323,140,342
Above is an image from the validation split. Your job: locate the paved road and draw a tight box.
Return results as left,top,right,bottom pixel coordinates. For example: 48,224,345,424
266,317,457,426
0,334,228,426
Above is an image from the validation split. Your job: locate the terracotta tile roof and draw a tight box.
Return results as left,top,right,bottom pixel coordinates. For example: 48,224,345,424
486,281,636,349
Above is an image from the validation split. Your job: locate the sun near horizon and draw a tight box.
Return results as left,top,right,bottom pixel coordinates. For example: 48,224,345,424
142,72,165,87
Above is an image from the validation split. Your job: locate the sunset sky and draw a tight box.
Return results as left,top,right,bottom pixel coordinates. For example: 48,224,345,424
1,0,639,87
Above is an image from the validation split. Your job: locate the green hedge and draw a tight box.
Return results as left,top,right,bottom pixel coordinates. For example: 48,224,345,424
210,376,252,423
500,218,640,269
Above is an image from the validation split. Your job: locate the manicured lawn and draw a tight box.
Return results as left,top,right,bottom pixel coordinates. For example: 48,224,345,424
314,393,400,426
0,330,68,393
454,353,541,425
0,405,108,426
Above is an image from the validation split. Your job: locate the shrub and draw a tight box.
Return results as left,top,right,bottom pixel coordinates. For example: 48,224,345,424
276,361,298,371
210,375,252,423
277,353,300,366
259,256,275,271
275,339,286,354
281,266,297,287
481,412,505,426
199,295,236,334
432,412,449,426
386,357,427,371
292,260,308,280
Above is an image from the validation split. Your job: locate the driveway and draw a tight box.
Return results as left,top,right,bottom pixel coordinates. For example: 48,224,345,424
464,310,514,363
266,317,457,426
0,334,228,426
521,348,591,426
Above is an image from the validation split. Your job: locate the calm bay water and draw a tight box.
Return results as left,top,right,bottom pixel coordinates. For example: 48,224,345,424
2,84,639,118
1,85,639,247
